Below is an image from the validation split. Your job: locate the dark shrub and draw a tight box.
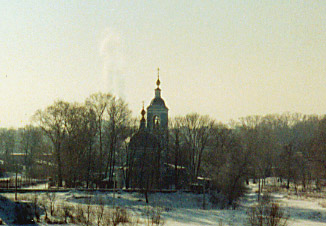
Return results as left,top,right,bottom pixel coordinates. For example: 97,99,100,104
14,201,35,224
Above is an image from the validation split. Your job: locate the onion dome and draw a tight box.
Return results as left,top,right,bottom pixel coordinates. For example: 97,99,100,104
148,68,168,109
156,68,161,88
141,102,146,117
140,102,146,129
149,97,167,107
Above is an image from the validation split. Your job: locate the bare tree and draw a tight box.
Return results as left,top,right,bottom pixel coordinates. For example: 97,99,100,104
61,103,97,187
0,128,16,171
104,97,132,187
202,124,232,181
33,101,70,187
18,125,46,178
178,113,215,183
205,125,249,206
239,115,272,200
309,116,326,189
169,117,184,189
279,143,301,189
33,101,97,187
169,116,202,189
85,92,112,182
237,113,319,192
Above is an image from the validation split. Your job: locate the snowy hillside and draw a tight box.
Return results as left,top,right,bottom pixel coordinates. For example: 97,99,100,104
0,182,325,225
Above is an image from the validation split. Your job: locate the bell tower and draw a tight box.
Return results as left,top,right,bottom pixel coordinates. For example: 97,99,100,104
147,68,168,133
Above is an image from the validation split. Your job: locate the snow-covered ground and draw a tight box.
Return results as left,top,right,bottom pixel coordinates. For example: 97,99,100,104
0,182,326,225
275,192,326,226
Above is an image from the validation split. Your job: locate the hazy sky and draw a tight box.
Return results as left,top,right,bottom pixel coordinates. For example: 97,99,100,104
0,1,325,128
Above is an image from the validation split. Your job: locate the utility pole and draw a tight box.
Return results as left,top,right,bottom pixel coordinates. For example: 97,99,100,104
15,167,18,201
202,183,206,210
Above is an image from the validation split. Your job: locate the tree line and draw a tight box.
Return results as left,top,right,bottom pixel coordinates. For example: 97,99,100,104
1,92,326,206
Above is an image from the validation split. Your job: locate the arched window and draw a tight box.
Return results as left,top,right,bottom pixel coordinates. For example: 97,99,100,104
153,115,160,129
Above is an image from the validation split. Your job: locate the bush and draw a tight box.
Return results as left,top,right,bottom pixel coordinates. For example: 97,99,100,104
209,191,229,209
111,207,130,226
14,201,35,224
147,206,164,226
59,203,75,223
75,204,87,224
28,193,42,222
18,193,42,222
38,197,49,221
94,196,105,225
247,195,289,226
210,172,248,209
45,192,57,216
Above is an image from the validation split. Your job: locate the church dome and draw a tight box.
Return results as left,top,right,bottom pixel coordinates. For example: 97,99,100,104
149,96,168,108
147,68,168,110
129,129,159,150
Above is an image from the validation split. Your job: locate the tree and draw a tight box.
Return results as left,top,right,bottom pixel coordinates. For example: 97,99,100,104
104,97,132,187
279,144,299,189
238,115,264,197
205,125,250,206
0,128,17,171
33,101,70,186
309,116,326,188
202,124,232,181
179,113,215,183
18,125,46,178
291,115,319,190
237,113,319,192
60,103,97,187
169,117,187,189
34,100,98,188
85,92,112,181
122,118,138,189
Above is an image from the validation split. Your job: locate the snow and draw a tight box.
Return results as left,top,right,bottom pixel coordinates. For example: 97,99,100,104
276,193,326,226
0,182,326,225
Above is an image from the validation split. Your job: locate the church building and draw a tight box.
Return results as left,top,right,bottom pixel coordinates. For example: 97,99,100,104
127,69,170,189
146,68,169,152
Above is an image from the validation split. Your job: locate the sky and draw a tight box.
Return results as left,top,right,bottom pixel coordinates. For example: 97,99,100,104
0,1,325,128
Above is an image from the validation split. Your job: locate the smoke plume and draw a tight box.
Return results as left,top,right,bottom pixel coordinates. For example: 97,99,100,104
99,28,126,99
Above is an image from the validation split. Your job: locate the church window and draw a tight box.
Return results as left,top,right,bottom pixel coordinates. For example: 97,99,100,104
153,115,160,129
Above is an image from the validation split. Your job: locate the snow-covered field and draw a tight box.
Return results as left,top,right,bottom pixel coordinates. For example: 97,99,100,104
274,192,326,226
0,182,326,225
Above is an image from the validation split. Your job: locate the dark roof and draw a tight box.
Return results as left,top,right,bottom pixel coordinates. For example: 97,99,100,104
129,129,159,150
148,97,168,109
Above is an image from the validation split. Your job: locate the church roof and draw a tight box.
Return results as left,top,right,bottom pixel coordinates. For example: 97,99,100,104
147,68,168,110
148,95,168,109
129,129,159,150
